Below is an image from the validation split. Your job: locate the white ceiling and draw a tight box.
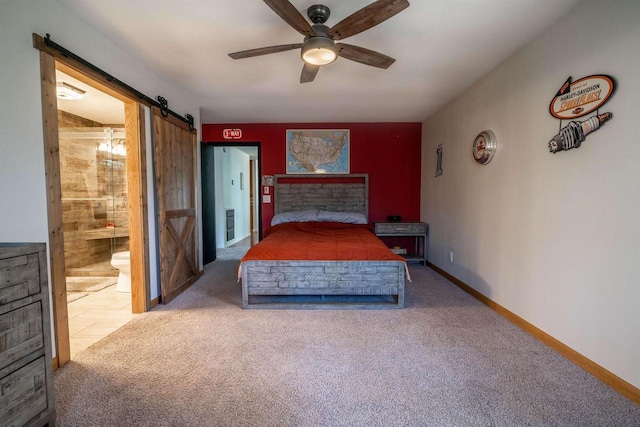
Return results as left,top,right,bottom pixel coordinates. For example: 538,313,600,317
54,0,582,124
56,70,125,124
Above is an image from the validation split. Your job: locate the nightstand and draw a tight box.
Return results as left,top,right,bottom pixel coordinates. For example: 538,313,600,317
374,222,427,265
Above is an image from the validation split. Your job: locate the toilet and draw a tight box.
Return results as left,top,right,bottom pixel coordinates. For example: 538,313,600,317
111,251,131,292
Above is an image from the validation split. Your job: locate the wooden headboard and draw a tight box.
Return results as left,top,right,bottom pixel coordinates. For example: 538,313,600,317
274,174,369,220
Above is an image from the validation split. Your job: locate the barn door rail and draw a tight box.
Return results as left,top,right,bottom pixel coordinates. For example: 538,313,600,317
36,33,194,128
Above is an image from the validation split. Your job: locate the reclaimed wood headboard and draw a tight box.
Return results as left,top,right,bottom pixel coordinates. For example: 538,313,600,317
274,174,369,220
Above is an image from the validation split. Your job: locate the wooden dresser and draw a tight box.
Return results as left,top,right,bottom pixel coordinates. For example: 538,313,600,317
0,243,55,427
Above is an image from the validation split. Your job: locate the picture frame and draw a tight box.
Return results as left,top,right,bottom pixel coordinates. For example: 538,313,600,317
285,129,350,174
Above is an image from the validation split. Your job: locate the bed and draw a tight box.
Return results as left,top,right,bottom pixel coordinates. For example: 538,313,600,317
238,174,408,309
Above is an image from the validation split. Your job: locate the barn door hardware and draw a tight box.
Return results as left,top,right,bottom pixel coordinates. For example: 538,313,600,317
36,33,195,127
185,114,194,132
157,96,169,118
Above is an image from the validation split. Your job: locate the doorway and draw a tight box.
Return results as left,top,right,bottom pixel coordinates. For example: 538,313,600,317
37,45,152,367
56,69,139,358
201,143,261,264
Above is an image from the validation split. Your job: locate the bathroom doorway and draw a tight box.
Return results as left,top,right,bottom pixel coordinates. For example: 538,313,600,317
36,41,153,367
56,69,139,358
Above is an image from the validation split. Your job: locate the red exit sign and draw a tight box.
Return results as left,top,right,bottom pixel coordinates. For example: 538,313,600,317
223,129,242,139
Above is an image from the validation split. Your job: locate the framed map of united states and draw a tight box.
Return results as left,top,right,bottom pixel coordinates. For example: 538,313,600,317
286,129,350,174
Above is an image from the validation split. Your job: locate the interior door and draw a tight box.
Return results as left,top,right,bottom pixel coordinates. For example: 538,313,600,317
152,107,201,303
201,142,217,264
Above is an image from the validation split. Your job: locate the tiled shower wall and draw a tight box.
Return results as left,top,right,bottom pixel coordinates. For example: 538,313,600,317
58,111,129,269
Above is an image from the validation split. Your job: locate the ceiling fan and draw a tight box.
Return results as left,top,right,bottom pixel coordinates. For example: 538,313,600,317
228,0,410,83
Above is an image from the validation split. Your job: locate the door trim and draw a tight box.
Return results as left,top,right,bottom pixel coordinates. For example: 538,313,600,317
38,52,69,367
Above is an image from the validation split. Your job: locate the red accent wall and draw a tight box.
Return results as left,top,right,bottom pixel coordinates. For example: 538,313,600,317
202,123,422,233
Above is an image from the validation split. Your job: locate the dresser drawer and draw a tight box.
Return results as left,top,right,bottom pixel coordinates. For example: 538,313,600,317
0,243,54,426
375,222,426,235
0,302,44,369
0,356,48,427
0,253,42,306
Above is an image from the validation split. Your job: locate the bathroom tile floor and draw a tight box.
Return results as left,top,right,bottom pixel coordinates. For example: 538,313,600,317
67,283,138,359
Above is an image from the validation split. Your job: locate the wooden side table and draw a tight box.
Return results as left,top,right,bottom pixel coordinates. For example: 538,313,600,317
374,222,428,265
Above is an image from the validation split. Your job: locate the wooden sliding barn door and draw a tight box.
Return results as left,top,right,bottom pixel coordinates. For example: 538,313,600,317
152,107,201,303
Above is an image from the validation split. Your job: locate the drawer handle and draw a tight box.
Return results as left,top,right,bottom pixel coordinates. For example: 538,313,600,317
395,227,407,231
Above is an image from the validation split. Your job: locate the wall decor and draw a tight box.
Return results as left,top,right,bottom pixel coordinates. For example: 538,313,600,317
286,129,349,174
548,75,616,153
261,175,274,186
223,128,242,139
435,143,443,176
472,130,497,165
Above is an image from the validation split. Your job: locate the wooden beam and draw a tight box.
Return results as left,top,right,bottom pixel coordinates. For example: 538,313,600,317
125,102,151,313
39,51,71,367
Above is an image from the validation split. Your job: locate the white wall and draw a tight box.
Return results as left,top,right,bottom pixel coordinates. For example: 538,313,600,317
215,147,250,248
0,1,200,349
143,106,160,301
421,0,640,389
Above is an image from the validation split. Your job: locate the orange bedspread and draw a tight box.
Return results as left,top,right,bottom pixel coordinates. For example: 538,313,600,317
238,222,409,279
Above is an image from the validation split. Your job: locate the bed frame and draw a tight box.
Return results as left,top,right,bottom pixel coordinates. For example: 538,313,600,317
240,174,406,309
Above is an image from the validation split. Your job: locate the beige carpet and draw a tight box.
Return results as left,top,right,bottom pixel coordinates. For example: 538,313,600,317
53,261,640,426
216,246,249,260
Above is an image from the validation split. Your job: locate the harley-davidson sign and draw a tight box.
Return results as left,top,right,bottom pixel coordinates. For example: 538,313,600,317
549,75,616,120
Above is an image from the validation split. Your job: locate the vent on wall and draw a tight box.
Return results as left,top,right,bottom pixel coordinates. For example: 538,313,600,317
226,209,235,242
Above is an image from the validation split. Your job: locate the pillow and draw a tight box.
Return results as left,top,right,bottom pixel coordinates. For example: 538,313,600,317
271,209,319,226
317,210,367,224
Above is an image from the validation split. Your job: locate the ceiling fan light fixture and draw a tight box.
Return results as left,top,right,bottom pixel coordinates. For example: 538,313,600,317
301,37,337,66
229,0,410,83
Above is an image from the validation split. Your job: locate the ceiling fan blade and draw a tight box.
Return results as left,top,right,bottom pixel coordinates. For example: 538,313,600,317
328,0,410,40
300,63,320,83
229,44,302,59
336,43,395,69
263,0,316,37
